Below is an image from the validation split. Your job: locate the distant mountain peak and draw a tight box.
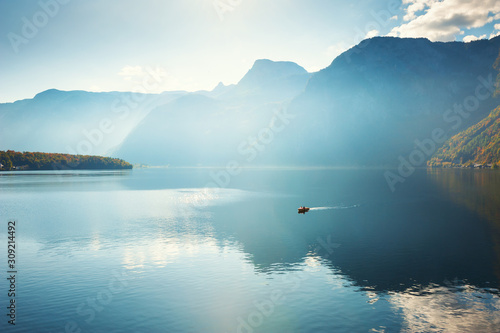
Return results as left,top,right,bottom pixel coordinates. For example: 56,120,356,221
248,59,307,74
34,88,64,99
237,59,308,88
214,81,226,89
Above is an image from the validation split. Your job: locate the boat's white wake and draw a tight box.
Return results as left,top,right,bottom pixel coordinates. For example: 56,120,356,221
309,204,359,211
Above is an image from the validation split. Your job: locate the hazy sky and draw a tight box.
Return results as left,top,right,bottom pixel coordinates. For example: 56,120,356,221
1,0,499,102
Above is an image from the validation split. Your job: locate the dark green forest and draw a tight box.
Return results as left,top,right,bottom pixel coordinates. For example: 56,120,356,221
0,150,132,171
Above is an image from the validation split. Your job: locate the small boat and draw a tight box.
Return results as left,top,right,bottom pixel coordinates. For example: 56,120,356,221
298,206,310,214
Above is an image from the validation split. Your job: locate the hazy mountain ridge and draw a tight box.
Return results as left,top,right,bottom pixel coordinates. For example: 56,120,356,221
115,59,309,165
214,59,311,103
277,36,500,166
2,37,500,167
0,89,186,156
118,37,500,166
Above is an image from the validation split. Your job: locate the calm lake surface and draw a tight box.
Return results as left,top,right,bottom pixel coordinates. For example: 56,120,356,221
1,168,500,333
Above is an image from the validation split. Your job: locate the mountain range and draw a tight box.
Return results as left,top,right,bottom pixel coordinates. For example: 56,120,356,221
278,37,500,166
1,36,499,167
0,89,185,156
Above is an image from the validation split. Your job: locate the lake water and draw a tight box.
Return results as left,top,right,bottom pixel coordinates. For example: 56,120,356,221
1,168,500,332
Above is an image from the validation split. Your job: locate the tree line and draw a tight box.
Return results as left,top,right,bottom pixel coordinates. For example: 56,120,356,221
0,150,133,171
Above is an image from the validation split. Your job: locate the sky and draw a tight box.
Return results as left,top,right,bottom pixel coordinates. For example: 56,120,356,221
0,0,499,103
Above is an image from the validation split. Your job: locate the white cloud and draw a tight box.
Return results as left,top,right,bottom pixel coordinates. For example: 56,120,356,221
118,65,147,81
390,15,398,20
88,85,102,92
490,23,500,38
463,34,487,42
389,0,500,41
402,0,435,21
117,65,181,93
365,29,379,38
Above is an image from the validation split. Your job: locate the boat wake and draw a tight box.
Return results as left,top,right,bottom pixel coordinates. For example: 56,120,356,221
309,204,360,211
